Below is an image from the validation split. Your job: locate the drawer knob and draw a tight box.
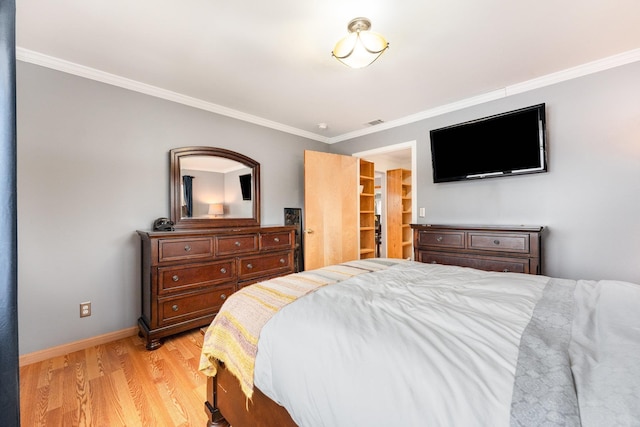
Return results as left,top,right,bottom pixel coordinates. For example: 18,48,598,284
279,258,285,264
172,275,179,282
246,263,253,269
184,245,191,252
220,293,227,300
274,237,280,242
171,304,179,312
503,268,510,272
234,241,241,247
436,236,443,242
494,240,500,245
220,268,227,274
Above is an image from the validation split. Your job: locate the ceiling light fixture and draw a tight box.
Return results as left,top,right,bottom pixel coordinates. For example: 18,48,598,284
332,17,389,69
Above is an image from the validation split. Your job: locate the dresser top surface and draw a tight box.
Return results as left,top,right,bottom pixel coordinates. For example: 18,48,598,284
410,224,544,233
137,225,296,239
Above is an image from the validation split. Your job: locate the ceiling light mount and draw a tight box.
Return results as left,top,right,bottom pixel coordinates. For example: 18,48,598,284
346,17,372,33
332,17,389,69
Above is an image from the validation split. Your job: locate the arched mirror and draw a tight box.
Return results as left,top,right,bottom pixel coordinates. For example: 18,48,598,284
170,147,260,229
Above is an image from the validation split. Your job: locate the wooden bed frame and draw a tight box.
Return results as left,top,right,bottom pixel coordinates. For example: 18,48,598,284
205,362,297,427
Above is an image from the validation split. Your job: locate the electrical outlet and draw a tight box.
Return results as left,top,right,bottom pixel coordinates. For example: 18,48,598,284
80,302,91,318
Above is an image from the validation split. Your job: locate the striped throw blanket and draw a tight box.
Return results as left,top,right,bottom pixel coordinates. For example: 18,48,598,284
199,258,408,399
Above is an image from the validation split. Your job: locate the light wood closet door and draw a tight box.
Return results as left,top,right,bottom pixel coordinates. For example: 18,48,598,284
303,150,359,270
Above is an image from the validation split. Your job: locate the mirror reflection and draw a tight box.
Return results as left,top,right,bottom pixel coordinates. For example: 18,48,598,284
170,146,260,229
180,156,253,219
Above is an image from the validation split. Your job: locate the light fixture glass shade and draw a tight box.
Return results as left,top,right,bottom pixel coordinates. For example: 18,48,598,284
332,18,389,69
208,203,224,216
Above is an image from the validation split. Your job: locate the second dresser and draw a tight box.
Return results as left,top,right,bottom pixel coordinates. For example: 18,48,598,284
411,224,543,275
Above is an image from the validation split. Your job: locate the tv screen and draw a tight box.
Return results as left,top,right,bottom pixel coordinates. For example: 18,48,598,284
239,173,252,200
430,104,547,183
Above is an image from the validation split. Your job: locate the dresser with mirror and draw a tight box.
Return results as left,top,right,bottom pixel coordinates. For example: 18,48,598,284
137,147,296,350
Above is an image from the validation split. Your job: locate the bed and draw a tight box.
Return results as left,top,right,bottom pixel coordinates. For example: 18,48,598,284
199,258,640,427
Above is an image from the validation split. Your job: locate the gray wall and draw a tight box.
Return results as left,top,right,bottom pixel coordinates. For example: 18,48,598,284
16,59,640,355
331,61,640,285
16,62,328,354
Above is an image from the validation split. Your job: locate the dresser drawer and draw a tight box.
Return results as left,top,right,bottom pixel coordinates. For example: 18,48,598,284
158,238,214,263
260,231,293,250
157,260,235,295
467,232,530,254
416,230,465,249
216,234,259,256
238,251,293,280
157,285,233,327
417,250,529,274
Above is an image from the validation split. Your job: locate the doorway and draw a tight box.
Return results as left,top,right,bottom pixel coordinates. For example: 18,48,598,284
352,141,417,259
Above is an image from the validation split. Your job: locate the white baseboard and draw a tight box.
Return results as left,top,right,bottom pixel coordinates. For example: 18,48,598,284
19,326,139,367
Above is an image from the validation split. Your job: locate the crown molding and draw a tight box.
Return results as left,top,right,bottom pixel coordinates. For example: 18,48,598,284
506,48,640,96
328,48,640,144
16,48,330,144
327,89,507,144
17,47,640,145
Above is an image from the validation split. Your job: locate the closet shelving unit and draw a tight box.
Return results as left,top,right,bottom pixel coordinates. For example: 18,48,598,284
359,159,376,259
387,168,412,259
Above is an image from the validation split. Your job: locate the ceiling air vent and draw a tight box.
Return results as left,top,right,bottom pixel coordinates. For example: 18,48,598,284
366,119,385,126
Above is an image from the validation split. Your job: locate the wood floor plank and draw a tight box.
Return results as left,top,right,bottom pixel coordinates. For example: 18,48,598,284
45,407,63,427
61,351,85,426
48,358,64,410
127,343,174,426
84,344,105,381
120,339,166,426
89,373,129,427
34,359,52,389
111,368,145,425
20,329,209,427
73,354,93,426
149,354,191,425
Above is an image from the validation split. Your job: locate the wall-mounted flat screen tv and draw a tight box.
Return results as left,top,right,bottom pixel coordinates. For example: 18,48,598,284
430,104,547,183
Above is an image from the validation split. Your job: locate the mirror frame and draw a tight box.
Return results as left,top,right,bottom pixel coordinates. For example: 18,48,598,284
170,146,261,229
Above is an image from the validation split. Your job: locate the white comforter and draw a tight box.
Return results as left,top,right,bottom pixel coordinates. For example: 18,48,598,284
570,280,640,426
253,262,549,427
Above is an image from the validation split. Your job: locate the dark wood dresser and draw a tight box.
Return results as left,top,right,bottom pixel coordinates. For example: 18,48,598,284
411,224,543,275
137,226,296,349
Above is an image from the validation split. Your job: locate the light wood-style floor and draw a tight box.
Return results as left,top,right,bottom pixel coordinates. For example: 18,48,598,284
19,329,209,427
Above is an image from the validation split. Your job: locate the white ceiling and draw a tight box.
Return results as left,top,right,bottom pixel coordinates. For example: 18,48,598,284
16,0,640,143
